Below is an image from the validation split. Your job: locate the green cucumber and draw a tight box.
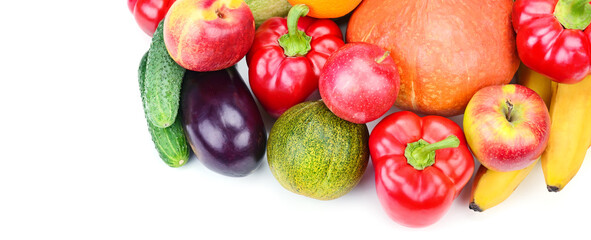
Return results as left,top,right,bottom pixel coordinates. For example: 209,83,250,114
267,101,369,200
144,20,186,128
139,52,190,168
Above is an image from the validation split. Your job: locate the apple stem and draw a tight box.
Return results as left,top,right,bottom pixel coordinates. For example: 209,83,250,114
505,100,514,122
554,0,591,30
375,51,391,64
405,135,460,170
278,4,312,57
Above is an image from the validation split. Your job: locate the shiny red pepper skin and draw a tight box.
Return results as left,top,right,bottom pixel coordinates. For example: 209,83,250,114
513,0,591,84
128,0,138,12
369,111,474,228
246,16,344,118
128,0,176,36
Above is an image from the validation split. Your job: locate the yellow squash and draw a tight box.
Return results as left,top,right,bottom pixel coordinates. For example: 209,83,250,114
542,76,591,192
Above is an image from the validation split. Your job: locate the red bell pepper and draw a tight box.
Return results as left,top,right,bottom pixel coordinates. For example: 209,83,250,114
128,0,138,12
246,4,344,118
128,0,176,36
513,0,591,84
369,111,474,228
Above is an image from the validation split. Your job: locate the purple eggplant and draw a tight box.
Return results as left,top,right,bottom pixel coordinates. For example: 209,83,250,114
181,67,267,177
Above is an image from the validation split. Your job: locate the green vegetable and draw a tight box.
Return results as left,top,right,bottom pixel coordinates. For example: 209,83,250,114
144,20,186,128
267,101,369,200
139,52,190,168
245,0,292,27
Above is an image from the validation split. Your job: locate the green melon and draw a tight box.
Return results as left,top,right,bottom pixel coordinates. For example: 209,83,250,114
267,101,369,200
245,0,292,27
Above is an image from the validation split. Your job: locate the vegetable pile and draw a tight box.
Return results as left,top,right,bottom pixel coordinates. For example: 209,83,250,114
129,0,591,228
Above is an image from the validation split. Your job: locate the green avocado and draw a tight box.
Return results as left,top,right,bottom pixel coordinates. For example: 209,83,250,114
245,0,292,27
267,101,370,200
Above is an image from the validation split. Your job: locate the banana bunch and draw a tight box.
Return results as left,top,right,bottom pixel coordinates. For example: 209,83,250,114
543,74,591,192
469,64,591,211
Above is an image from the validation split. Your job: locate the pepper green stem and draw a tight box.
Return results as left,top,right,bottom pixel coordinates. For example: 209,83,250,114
278,4,312,57
554,0,591,30
405,135,460,170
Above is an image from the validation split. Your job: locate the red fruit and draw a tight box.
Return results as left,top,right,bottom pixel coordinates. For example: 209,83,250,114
319,42,400,124
463,84,551,172
128,0,176,36
163,0,255,72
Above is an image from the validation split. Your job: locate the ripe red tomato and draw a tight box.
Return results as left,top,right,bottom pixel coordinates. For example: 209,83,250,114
127,0,138,12
128,0,176,36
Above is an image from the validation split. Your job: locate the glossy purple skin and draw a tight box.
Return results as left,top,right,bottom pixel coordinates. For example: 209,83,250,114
181,67,267,177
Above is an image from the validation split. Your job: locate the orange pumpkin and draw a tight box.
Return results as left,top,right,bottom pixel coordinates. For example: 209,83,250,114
347,0,519,116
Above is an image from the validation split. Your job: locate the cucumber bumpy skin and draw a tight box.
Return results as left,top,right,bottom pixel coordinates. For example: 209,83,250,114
139,52,190,168
144,20,186,128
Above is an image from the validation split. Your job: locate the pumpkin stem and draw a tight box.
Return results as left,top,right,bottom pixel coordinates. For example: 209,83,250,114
278,4,312,57
554,0,591,30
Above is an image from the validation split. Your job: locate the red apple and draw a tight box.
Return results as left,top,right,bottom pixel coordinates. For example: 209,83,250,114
319,43,400,124
463,84,550,172
163,0,254,72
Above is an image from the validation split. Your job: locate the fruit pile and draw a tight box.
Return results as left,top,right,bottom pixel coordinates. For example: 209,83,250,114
128,0,591,228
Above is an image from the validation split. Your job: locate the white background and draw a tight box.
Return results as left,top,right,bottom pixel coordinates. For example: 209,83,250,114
1,1,590,239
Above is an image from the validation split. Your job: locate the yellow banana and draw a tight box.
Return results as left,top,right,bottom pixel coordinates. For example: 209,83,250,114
469,159,538,212
517,63,552,108
542,76,591,192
